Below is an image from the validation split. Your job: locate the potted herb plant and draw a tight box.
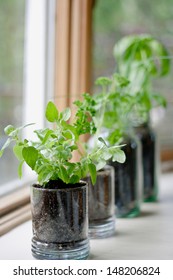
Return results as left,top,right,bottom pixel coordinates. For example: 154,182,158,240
0,99,125,259
74,93,126,238
114,34,171,202
91,74,143,218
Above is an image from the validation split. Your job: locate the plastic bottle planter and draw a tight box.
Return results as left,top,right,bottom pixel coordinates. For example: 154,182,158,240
135,123,159,202
85,165,115,238
31,181,89,260
111,136,142,218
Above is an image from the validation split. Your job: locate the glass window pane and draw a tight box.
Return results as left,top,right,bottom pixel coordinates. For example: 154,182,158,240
0,0,25,185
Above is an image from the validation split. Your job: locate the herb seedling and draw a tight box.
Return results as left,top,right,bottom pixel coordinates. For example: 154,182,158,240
0,99,125,187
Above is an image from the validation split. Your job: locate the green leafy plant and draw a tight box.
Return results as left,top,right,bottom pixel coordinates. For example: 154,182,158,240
0,100,125,187
113,34,171,123
89,73,137,145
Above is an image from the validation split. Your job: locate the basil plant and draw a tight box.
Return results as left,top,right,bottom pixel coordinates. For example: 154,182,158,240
114,34,171,124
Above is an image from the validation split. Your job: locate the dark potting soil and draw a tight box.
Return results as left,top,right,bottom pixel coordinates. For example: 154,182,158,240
135,125,156,199
31,182,88,245
34,179,85,190
110,137,138,212
86,168,114,223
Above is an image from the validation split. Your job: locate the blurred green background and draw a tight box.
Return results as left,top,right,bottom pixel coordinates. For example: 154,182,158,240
92,0,173,150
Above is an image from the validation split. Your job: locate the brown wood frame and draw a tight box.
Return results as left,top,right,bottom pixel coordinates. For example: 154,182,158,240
54,0,94,111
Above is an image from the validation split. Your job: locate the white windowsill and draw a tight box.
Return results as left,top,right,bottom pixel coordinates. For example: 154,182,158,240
0,172,173,260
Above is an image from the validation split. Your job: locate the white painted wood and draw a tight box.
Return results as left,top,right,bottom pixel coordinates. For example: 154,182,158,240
0,173,173,260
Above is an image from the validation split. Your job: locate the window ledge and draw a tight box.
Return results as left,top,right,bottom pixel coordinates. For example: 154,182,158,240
0,185,31,217
0,204,31,236
0,172,173,260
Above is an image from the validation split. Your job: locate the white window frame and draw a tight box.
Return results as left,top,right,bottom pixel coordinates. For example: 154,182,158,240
0,0,56,196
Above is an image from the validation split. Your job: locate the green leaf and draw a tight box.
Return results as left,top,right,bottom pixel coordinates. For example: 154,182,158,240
22,147,38,170
61,108,71,121
18,160,24,178
13,145,24,161
101,149,112,160
59,166,69,183
96,160,107,171
112,149,126,163
66,163,76,174
4,125,16,136
42,129,53,144
38,170,54,185
61,122,78,141
88,163,97,185
45,101,59,122
113,73,130,87
34,128,49,141
95,77,112,86
114,34,170,81
69,175,80,184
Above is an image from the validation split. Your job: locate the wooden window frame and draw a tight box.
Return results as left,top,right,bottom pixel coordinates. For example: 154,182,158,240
54,0,94,110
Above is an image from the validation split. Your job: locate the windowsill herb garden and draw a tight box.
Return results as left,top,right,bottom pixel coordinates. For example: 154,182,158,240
0,99,125,259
